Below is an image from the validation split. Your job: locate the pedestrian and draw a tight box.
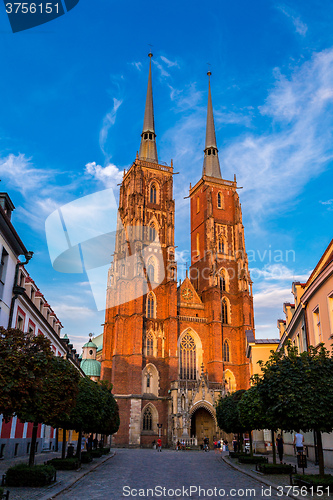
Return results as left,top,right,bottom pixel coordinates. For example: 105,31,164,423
276,433,284,464
217,440,221,453
224,439,228,451
232,437,238,452
294,430,304,454
214,439,218,454
93,436,98,449
176,440,181,451
157,437,162,452
81,435,86,452
87,434,93,451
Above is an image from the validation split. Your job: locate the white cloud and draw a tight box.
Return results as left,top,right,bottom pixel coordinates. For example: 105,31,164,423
152,59,170,78
250,264,309,282
0,153,51,195
85,162,123,189
277,5,308,36
99,98,123,156
223,49,333,221
160,56,179,68
51,303,95,320
320,198,333,210
131,62,143,71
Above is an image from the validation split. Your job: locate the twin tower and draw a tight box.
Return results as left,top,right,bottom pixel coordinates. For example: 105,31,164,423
101,54,255,447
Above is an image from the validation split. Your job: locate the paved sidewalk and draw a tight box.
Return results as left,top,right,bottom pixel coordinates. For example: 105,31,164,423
0,450,116,500
222,451,333,499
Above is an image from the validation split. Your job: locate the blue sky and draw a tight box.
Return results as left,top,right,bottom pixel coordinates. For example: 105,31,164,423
0,0,333,350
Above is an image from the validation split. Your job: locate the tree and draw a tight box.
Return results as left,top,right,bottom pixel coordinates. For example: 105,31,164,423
238,385,279,461
0,327,80,465
256,342,333,476
0,328,54,420
65,377,119,460
18,354,80,466
216,390,245,449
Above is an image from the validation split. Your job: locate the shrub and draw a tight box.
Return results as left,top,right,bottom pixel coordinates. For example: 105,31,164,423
6,464,56,487
293,474,333,488
238,456,268,464
229,451,248,459
46,458,80,470
258,463,295,474
90,449,103,458
81,452,93,463
101,447,110,454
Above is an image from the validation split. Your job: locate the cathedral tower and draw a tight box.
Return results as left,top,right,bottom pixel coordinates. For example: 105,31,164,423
101,64,255,448
101,54,178,446
189,72,254,392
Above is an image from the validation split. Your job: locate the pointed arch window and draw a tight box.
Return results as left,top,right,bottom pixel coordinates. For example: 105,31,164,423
223,340,230,362
222,298,228,324
219,270,226,292
147,372,151,388
147,293,156,319
218,237,225,254
147,258,155,282
196,197,200,213
180,333,196,380
218,192,224,209
196,233,200,257
142,407,153,431
150,184,157,204
149,224,156,241
146,331,154,356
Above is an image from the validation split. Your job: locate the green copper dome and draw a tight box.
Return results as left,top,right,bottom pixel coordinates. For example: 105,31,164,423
83,339,98,349
80,358,101,377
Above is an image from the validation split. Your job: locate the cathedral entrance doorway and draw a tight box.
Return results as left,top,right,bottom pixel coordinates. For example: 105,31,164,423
190,407,215,447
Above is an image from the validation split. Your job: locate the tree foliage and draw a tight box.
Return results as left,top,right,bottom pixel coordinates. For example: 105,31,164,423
255,343,333,433
216,390,245,434
238,385,267,431
0,328,54,420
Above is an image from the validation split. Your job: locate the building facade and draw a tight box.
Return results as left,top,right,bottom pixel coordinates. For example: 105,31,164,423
101,57,254,447
0,191,80,460
277,238,333,466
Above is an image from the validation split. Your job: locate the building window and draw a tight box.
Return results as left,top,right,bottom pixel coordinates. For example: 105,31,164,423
147,293,156,319
223,340,230,362
17,315,24,331
142,407,153,431
218,237,225,254
179,333,196,380
219,270,226,292
196,233,200,257
146,331,154,356
328,293,333,335
147,258,155,282
150,184,157,204
222,299,228,324
217,192,224,209
149,224,156,241
196,197,200,213
313,307,321,345
0,247,8,284
147,373,151,388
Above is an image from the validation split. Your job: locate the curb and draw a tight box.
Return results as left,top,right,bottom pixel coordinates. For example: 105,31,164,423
222,456,298,500
39,451,116,500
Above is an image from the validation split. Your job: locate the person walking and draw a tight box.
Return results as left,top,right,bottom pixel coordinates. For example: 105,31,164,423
157,437,162,452
294,430,304,454
276,434,284,464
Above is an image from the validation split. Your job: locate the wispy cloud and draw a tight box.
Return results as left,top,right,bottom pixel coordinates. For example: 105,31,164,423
223,48,333,223
99,98,123,157
160,56,179,68
250,264,309,282
85,162,123,189
320,198,333,210
0,154,51,195
277,5,308,36
130,61,143,71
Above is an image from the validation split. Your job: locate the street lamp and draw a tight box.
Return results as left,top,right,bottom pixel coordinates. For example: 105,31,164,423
157,423,162,438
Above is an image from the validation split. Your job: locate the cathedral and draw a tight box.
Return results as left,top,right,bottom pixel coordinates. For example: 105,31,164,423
100,54,255,447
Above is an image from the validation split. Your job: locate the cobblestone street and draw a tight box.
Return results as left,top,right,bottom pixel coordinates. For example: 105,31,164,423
58,449,282,500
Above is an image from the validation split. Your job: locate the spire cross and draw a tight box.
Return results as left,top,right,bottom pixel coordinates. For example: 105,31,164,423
148,44,153,57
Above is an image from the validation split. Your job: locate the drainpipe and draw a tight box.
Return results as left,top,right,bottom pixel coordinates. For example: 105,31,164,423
8,251,34,329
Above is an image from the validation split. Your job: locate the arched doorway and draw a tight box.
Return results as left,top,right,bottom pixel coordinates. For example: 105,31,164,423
190,407,215,446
